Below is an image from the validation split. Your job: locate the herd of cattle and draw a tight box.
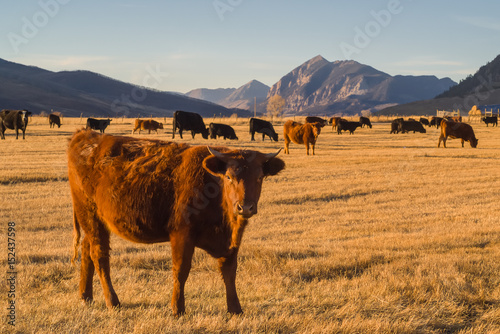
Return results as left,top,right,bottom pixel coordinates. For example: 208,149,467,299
1,106,496,315
1,109,497,151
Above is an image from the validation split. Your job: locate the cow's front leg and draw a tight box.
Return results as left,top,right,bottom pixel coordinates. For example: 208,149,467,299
218,250,242,314
170,231,194,316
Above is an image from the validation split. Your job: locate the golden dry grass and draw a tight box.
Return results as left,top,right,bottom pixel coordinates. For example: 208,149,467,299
1,116,499,333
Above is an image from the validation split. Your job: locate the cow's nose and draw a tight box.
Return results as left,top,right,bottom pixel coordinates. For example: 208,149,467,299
236,202,257,217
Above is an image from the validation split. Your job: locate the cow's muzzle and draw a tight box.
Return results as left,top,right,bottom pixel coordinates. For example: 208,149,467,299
236,201,257,218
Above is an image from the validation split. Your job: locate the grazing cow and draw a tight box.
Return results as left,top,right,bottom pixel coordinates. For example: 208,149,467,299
209,123,238,140
49,113,62,128
481,116,498,127
86,118,111,133
249,118,278,141
419,117,429,126
305,116,328,127
283,120,322,155
359,116,372,128
0,109,32,140
172,110,209,139
337,120,361,134
400,120,426,134
132,119,164,134
67,129,285,315
429,116,444,128
438,120,478,148
328,117,344,131
390,118,404,134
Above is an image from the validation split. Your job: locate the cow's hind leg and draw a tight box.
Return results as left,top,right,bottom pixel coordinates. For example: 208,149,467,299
88,224,120,309
218,250,243,314
79,235,95,304
170,231,194,316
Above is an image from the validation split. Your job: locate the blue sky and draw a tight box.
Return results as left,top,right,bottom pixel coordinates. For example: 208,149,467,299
1,0,499,93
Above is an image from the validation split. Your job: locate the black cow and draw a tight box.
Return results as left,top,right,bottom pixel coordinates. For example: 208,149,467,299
337,120,361,134
86,118,111,133
359,116,372,128
390,118,404,134
481,116,498,127
400,120,426,133
209,123,238,140
429,117,444,129
0,109,32,140
49,113,61,128
305,116,328,127
249,118,278,141
419,117,429,126
172,110,209,139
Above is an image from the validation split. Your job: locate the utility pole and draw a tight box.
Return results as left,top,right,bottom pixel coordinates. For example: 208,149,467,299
254,97,256,118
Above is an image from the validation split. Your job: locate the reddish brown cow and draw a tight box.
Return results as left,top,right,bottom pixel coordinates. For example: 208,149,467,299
132,119,164,134
283,120,322,155
329,117,344,132
438,120,478,148
67,129,285,315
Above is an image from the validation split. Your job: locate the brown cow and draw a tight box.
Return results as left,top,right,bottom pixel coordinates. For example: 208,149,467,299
283,120,322,155
328,117,344,132
67,129,285,315
438,120,478,148
132,119,164,134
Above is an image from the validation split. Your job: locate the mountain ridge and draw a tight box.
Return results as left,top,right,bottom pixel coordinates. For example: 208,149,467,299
0,58,247,118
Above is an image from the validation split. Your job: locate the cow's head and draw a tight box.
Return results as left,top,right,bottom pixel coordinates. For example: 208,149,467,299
203,147,285,219
202,127,209,139
311,122,322,139
21,110,31,126
470,137,478,148
159,123,164,129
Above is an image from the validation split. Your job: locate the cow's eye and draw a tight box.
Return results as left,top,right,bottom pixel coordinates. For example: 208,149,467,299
225,174,232,182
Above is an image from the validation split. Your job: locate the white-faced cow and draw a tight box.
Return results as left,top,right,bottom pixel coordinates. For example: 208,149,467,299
0,109,32,139
67,129,285,315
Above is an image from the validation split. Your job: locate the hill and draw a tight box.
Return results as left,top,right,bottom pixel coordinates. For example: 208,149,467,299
186,80,270,110
0,58,248,118
266,55,456,116
376,54,500,116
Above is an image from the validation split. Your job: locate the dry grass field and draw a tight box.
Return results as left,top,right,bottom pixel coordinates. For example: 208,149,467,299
1,116,499,333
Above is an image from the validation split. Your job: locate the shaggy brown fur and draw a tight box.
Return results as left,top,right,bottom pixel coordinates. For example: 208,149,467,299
283,120,322,155
67,129,284,315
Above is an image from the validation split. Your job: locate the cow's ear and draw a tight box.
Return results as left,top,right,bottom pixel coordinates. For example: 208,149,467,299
203,155,227,176
263,157,285,176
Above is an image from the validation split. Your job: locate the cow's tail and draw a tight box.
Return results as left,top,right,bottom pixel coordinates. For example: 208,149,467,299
71,211,81,266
